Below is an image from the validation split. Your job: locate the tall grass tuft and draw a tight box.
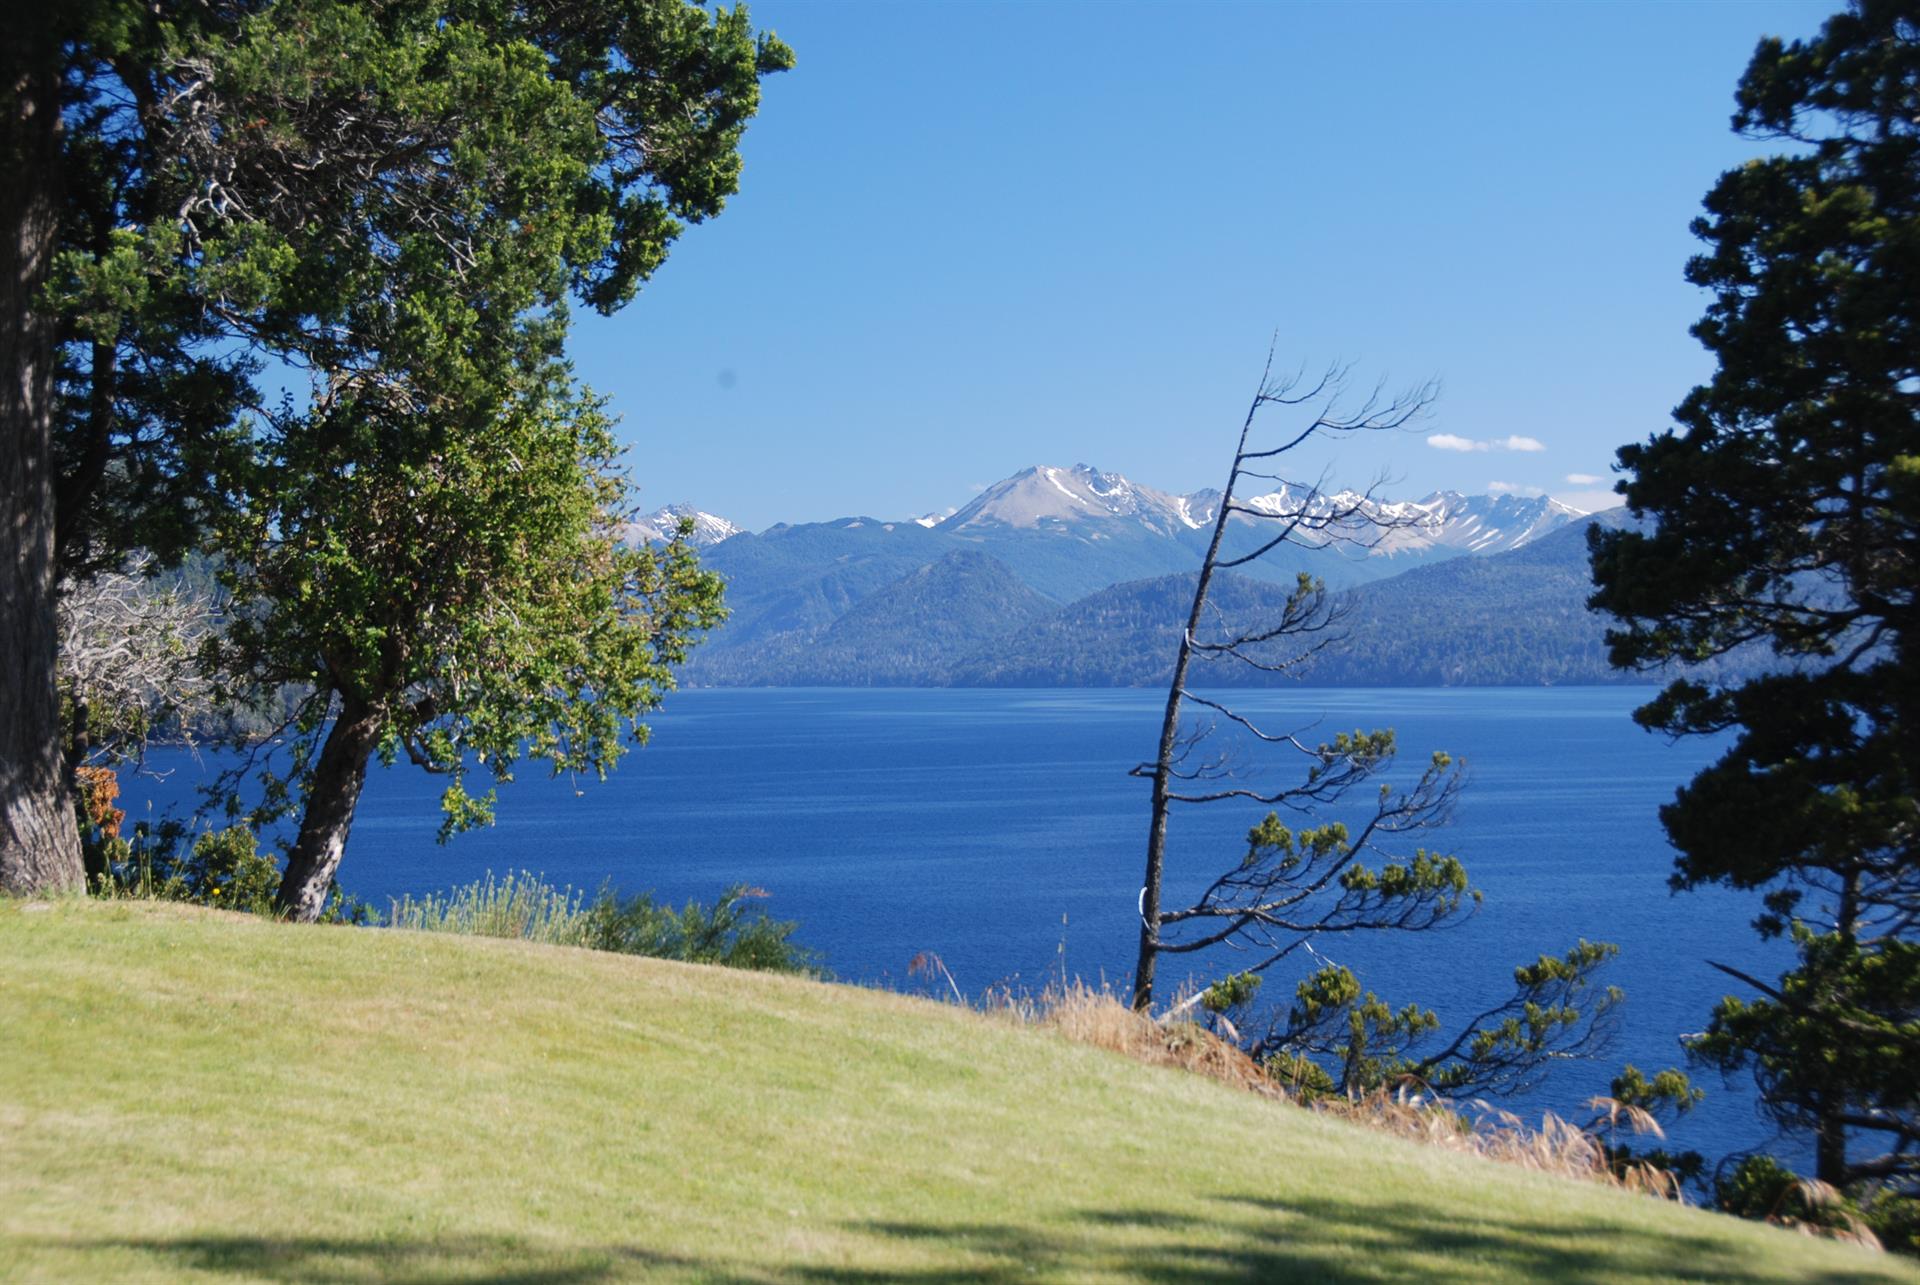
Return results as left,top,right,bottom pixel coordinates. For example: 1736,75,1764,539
1313,1091,1689,1199
388,870,592,946
982,977,1280,1098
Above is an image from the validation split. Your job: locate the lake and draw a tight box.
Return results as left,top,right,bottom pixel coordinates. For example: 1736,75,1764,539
126,685,1796,1172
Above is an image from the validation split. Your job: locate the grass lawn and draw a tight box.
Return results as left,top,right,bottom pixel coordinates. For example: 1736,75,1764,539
1,898,1911,1283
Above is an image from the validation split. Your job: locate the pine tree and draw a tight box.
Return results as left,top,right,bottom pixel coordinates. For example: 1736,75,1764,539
1589,0,1920,1191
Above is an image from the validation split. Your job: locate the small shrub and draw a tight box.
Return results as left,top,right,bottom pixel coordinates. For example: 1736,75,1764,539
317,883,379,926
84,803,284,916
580,883,821,975
1715,1155,1881,1248
1585,1066,1708,1194
74,765,128,883
1864,1191,1920,1256
178,826,280,914
89,814,189,901
1265,1051,1338,1102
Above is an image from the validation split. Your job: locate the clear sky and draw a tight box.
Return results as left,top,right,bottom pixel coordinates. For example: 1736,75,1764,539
566,0,1835,530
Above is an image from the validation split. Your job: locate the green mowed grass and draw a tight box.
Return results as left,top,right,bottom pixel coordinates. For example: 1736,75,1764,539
0,899,1909,1283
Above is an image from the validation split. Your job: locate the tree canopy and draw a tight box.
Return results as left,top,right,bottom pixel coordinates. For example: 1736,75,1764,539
1,1,789,898
1589,0,1919,1193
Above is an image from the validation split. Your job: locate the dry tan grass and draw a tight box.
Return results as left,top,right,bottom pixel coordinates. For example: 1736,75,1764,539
1016,983,1896,1252
1318,1091,1689,1201
999,978,1281,1098
996,979,1721,1211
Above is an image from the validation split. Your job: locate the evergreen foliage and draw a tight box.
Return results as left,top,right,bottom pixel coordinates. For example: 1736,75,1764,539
1589,0,1920,1197
693,550,1055,686
1259,943,1622,1101
4,1,790,897
1594,1063,1709,1192
132,1,787,918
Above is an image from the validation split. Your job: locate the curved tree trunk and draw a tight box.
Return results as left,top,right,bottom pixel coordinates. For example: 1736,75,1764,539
0,26,84,897
274,701,383,922
1130,529,1222,1012
1130,407,1258,1012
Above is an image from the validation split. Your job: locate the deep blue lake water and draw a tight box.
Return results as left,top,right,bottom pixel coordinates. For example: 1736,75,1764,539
127,686,1800,1172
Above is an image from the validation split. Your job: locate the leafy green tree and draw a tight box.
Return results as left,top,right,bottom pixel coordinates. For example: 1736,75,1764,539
8,0,413,893
1589,0,1919,1192
191,0,784,918
1,1,789,900
0,4,218,894
210,356,725,919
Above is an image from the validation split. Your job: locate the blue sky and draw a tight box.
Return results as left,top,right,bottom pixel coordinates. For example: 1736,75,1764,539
567,0,1833,530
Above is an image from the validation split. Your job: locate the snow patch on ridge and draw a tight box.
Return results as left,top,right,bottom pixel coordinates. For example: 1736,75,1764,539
620,504,744,548
765,463,1589,565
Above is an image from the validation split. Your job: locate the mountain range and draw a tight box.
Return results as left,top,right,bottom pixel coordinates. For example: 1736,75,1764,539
642,463,1584,572
940,463,1579,562
623,464,1677,688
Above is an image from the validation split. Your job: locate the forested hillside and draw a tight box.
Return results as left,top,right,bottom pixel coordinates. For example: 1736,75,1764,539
1299,515,1633,686
685,512,1706,688
683,511,1782,689
691,551,1055,685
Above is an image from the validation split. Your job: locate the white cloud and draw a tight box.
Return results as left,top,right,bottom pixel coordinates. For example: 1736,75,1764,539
1428,433,1546,453
1564,472,1604,485
1486,481,1546,497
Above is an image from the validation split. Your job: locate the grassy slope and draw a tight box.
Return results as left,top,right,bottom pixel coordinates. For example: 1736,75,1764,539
0,901,1909,1284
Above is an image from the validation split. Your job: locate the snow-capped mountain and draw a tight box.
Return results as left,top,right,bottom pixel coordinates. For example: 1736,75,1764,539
932,463,1583,560
1386,490,1586,556
943,464,1213,536
619,465,1585,563
620,503,743,548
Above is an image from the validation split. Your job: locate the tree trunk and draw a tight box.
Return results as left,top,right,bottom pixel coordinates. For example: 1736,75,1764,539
1813,871,1863,1186
274,701,383,922
1815,1105,1848,1188
1131,409,1258,1012
0,27,84,897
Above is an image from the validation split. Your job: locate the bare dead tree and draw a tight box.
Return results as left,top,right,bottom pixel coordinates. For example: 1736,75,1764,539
57,555,215,770
1120,354,1628,1105
1130,351,1448,1012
